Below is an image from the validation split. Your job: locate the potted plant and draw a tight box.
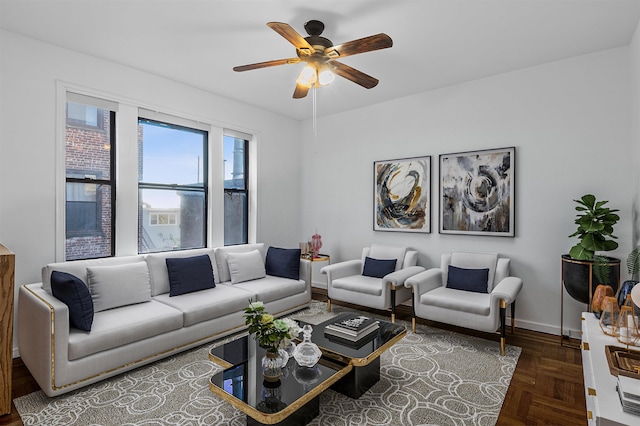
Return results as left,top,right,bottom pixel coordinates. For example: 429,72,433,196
617,246,640,306
562,194,621,305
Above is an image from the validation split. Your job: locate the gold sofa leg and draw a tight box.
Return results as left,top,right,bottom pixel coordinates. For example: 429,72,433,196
327,298,331,312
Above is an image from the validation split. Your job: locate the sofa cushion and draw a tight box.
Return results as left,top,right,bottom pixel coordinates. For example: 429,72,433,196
446,265,489,293
154,284,253,327
214,243,265,283
420,287,491,316
42,255,144,295
68,300,183,360
87,262,151,312
362,257,397,278
145,249,216,296
232,276,307,303
166,254,215,296
265,247,301,280
332,275,383,296
366,245,407,271
227,249,266,284
449,251,498,292
50,271,94,332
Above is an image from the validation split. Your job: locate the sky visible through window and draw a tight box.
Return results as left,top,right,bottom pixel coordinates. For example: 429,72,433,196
139,121,236,208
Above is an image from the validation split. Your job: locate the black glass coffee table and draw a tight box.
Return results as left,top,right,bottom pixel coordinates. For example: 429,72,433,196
208,313,406,426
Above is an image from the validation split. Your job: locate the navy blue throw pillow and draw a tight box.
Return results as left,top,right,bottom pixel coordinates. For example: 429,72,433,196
362,257,397,278
265,247,301,280
166,255,215,296
50,271,94,332
446,265,490,293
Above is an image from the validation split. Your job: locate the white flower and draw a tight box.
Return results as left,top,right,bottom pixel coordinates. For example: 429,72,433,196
249,301,264,310
282,317,300,338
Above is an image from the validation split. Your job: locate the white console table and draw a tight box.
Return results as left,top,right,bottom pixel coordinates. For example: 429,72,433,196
582,312,640,425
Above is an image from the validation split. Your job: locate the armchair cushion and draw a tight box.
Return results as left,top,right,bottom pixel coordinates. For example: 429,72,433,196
446,265,489,293
166,254,216,296
362,257,397,278
265,247,301,280
50,271,94,332
332,275,383,296
421,287,491,316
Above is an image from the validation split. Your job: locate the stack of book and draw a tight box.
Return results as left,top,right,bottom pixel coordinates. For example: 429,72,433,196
617,374,640,416
324,314,379,345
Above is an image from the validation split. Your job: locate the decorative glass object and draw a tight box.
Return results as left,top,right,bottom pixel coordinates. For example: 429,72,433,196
591,284,615,319
293,324,322,367
599,296,620,336
616,305,639,346
262,350,282,382
310,233,322,258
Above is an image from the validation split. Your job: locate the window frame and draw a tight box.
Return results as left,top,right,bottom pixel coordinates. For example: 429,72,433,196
137,117,209,253
64,96,116,258
224,135,249,246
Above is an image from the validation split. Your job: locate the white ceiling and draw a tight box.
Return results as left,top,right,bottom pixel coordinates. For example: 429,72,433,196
2,0,640,121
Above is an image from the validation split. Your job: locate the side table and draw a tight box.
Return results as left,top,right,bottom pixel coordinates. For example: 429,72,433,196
303,254,330,289
581,312,640,425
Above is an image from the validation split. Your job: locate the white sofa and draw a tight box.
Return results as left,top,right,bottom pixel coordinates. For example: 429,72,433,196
18,243,310,397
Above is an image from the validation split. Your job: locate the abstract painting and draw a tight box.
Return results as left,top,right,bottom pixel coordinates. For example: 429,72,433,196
440,147,515,236
374,156,431,233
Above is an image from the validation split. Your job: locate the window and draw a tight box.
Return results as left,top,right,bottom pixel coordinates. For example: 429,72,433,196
224,135,248,245
65,93,116,260
138,118,208,253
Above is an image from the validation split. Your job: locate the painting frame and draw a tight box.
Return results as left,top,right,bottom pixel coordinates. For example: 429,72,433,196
439,147,515,237
373,156,431,233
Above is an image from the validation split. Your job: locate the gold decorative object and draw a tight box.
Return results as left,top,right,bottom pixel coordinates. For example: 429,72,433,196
616,305,639,346
599,296,620,336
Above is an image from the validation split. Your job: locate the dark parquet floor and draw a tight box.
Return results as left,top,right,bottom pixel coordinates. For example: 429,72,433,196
0,291,587,425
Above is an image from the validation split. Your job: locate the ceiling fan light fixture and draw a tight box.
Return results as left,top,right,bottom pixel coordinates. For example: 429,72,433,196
296,64,317,87
318,66,335,86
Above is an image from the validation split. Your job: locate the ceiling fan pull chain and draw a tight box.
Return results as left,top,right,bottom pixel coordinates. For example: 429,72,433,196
312,83,317,136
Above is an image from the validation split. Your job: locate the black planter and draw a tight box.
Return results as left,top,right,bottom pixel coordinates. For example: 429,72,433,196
561,254,620,305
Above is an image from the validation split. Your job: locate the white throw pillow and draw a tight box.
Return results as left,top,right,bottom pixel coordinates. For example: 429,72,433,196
227,250,266,284
87,262,151,312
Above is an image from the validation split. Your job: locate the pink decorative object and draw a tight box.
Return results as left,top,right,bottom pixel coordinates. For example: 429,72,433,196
310,233,322,258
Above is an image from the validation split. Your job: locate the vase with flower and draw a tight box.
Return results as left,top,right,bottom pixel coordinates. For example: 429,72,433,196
243,301,300,382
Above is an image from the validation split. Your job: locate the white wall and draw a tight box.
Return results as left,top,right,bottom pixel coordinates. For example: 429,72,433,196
0,30,302,355
300,47,633,337
632,20,640,248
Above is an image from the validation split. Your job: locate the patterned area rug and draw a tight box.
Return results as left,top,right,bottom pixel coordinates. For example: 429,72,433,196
14,301,520,425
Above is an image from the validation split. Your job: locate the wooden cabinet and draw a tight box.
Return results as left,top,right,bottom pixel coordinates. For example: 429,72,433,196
581,312,640,425
0,244,14,415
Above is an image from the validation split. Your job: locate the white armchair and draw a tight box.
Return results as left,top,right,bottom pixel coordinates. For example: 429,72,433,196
321,245,425,323
404,251,523,355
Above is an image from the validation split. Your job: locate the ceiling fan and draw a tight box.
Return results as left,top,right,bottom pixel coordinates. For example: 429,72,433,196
233,20,393,99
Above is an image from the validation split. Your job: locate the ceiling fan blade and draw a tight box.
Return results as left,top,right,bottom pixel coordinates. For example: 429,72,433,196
331,61,379,89
233,58,301,72
267,22,316,55
325,33,392,59
293,83,310,99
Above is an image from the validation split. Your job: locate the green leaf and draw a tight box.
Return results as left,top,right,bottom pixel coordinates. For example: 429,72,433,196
570,244,593,260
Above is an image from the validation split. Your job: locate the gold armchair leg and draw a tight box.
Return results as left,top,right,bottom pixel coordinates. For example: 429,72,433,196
412,317,416,333
500,337,505,356
327,299,331,312
391,312,396,323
